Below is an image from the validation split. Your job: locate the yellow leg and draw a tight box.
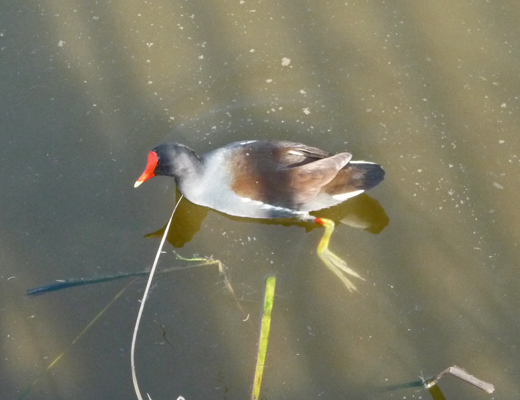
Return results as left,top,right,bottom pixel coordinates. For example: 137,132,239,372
315,217,364,292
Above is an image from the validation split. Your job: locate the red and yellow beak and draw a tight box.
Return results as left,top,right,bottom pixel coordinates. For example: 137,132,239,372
134,151,159,188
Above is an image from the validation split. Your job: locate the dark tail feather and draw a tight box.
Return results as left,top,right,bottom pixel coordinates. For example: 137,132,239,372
348,162,385,191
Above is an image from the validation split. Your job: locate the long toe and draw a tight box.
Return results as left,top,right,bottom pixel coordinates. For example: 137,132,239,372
318,248,364,292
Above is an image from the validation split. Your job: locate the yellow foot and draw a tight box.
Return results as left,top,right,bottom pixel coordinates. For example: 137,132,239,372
315,217,365,292
317,248,364,292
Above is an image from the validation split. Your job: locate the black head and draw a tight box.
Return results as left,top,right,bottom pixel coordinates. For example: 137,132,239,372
134,143,201,187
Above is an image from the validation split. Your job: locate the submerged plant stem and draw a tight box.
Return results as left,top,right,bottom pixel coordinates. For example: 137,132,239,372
251,275,276,400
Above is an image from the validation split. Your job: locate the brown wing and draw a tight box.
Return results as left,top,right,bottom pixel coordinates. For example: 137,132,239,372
230,140,351,208
273,142,332,166
288,152,352,203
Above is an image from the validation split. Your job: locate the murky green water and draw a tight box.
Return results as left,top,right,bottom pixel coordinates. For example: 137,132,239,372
1,1,519,399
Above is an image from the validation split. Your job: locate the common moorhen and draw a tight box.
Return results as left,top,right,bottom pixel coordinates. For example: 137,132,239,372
135,140,384,291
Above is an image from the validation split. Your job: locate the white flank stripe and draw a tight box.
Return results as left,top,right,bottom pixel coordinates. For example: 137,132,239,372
349,160,377,164
332,189,364,201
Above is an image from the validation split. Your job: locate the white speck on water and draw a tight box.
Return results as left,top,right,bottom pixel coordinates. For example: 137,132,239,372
499,140,505,144
266,79,273,83
302,108,310,115
501,103,507,108
198,55,203,59
281,57,291,66
492,182,504,190
92,16,99,20
300,89,307,94
249,48,255,53
58,40,65,47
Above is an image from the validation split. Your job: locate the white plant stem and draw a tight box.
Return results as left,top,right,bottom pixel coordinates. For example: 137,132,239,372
131,196,183,400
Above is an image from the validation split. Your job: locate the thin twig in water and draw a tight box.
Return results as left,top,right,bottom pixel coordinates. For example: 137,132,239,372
26,261,229,296
131,195,183,400
423,365,495,394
